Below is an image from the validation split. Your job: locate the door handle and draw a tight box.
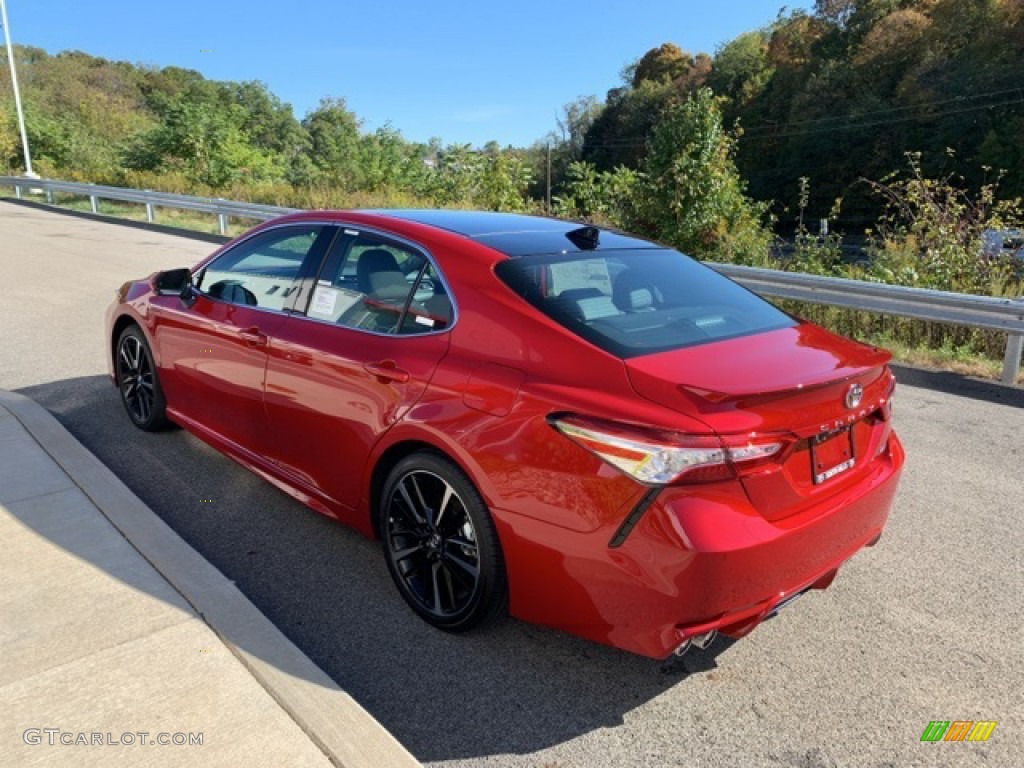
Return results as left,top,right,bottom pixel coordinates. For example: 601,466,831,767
364,360,410,383
239,327,268,347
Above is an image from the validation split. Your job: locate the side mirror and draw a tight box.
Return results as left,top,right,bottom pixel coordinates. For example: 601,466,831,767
155,267,193,299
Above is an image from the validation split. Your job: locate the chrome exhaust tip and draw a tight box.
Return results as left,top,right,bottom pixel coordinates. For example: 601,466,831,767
691,630,718,650
672,630,717,657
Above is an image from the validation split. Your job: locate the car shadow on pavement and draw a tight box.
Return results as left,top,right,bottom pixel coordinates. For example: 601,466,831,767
18,375,735,762
890,363,1024,408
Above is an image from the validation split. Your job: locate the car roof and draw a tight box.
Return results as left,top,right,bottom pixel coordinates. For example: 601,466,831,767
368,209,660,257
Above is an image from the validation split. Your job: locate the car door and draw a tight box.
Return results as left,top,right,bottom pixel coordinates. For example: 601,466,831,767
262,228,454,514
151,224,334,455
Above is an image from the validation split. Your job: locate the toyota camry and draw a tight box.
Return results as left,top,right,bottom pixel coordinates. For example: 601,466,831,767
106,210,904,659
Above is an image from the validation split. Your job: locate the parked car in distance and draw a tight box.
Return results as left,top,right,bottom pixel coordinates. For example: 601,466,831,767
106,210,904,659
981,228,1024,261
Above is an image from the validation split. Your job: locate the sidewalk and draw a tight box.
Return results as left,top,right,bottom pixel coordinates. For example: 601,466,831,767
0,390,420,768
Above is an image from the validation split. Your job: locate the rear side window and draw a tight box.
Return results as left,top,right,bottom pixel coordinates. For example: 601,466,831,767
496,249,795,357
306,233,453,335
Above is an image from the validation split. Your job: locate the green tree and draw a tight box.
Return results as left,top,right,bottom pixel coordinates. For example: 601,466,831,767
423,143,480,205
582,78,675,170
552,161,642,227
708,31,775,105
528,96,605,202
302,97,362,188
23,103,72,171
632,43,692,86
477,149,532,211
851,8,930,92
637,88,771,262
227,80,304,155
124,99,278,188
359,124,413,190
0,101,19,172
582,41,714,172
556,96,603,158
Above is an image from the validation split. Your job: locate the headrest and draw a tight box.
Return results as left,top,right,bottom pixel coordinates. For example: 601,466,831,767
612,270,659,312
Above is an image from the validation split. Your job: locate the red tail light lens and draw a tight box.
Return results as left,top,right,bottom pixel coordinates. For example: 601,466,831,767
551,415,787,485
880,371,896,420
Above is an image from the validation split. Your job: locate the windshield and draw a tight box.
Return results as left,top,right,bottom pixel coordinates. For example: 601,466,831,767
495,248,795,358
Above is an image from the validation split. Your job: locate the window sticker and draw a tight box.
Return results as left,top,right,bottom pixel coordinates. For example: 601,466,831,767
549,259,612,295
310,285,339,316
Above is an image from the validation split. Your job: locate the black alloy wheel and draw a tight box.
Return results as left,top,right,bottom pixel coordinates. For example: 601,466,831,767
115,325,169,431
380,453,507,631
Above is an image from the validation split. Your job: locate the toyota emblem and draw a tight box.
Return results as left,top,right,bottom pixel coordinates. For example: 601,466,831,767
845,383,863,409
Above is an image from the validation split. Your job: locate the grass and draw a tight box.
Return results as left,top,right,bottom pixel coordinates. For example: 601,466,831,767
2,184,1021,385
778,299,1023,385
860,331,1024,385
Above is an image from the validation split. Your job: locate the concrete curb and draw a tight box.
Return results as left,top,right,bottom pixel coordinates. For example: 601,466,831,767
0,389,420,768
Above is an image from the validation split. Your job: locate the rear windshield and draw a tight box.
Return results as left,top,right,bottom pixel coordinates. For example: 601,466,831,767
495,248,795,358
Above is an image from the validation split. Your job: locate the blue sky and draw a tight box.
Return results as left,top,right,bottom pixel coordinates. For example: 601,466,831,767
4,1,810,147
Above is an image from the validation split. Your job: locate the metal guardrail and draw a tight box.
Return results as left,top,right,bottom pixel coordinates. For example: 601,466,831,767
1,175,1022,384
0,176,297,234
711,264,1024,384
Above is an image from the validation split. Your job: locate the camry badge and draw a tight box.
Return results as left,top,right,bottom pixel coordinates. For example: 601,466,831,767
845,383,863,409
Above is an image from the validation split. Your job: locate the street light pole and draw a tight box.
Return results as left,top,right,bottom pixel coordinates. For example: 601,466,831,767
0,0,36,177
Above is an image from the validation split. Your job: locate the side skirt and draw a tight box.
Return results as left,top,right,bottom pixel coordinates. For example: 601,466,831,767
165,407,372,537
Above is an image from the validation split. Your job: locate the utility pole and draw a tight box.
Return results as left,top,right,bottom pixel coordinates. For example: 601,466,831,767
1,0,36,177
545,142,551,213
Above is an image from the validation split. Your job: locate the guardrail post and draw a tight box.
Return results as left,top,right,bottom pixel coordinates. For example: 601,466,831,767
1002,333,1023,385
145,202,154,223
217,213,227,235
90,195,98,214
14,184,21,199
46,189,53,204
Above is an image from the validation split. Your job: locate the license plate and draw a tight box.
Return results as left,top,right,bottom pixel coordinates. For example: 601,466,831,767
811,427,855,484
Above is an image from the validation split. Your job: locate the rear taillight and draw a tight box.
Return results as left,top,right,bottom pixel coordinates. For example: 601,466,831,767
874,372,896,455
881,371,896,420
550,415,787,485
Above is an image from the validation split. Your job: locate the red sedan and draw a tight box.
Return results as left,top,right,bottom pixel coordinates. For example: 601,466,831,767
106,210,904,659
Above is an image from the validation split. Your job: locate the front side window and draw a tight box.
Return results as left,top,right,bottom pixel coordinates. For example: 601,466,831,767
305,233,453,335
496,248,795,357
198,226,326,311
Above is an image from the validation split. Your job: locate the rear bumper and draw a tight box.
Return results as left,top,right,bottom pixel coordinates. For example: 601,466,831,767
495,433,904,659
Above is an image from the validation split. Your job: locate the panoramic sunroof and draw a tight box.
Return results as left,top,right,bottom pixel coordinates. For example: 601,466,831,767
377,209,573,237
376,210,659,256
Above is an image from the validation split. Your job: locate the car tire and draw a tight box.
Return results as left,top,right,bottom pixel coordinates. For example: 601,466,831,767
379,452,508,632
115,325,170,431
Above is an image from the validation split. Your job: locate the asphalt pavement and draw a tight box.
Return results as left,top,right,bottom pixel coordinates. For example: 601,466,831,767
0,388,418,768
2,200,1022,767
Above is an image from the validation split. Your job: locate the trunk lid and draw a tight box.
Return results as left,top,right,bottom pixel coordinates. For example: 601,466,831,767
625,323,895,520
